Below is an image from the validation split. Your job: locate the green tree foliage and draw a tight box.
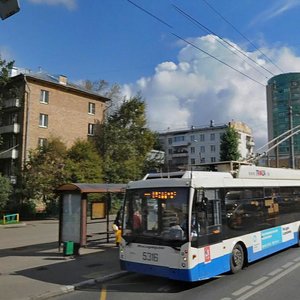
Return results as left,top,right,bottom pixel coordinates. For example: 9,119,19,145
97,94,156,183
0,57,18,145
22,137,103,214
0,57,16,101
0,174,12,211
220,126,241,161
65,139,102,183
22,137,68,212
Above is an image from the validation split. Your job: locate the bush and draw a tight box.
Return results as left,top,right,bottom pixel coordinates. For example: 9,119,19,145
18,201,36,220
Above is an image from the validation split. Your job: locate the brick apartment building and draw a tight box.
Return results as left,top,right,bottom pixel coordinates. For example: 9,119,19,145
0,68,109,186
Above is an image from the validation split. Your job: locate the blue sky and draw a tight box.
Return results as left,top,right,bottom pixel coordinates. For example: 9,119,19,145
2,0,300,147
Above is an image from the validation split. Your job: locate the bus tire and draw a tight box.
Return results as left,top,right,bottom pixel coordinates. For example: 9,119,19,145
230,243,244,274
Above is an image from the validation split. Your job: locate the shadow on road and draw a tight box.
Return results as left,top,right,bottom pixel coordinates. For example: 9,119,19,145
4,242,120,286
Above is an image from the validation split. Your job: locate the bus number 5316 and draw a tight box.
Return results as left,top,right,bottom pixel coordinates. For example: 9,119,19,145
143,252,158,262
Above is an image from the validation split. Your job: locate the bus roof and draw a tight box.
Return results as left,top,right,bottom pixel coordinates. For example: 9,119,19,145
127,165,300,190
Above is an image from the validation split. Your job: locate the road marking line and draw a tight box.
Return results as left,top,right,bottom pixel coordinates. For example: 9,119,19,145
236,262,300,300
232,285,252,296
282,262,294,269
251,276,268,285
100,285,106,300
267,268,282,276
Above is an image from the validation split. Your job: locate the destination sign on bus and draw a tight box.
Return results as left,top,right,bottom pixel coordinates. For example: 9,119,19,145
144,191,177,199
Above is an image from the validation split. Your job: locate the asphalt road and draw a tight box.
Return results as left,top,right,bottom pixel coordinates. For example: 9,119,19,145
52,245,300,300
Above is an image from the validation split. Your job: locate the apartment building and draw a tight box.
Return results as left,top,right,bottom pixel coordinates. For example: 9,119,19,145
159,121,255,171
0,68,109,185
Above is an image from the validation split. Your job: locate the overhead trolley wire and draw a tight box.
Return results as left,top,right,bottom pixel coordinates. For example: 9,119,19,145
127,0,173,29
201,0,285,74
126,0,265,87
172,33,265,87
173,4,271,79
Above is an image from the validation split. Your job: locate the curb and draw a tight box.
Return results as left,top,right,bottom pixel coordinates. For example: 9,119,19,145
0,222,26,229
29,271,129,300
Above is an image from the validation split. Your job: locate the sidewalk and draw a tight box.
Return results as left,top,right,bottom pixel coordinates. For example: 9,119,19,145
0,220,127,300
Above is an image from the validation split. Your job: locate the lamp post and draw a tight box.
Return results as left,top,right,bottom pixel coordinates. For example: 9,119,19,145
0,0,20,20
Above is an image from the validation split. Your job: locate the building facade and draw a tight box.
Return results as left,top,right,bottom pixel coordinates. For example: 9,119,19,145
0,68,109,185
266,73,300,168
159,121,254,171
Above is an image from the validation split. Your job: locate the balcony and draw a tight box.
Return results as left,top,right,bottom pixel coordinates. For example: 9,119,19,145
172,152,189,158
3,98,20,108
172,140,189,147
0,123,20,134
247,140,255,147
172,148,189,158
0,149,18,159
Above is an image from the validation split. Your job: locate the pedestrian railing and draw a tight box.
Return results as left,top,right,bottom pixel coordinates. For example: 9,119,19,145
3,213,19,224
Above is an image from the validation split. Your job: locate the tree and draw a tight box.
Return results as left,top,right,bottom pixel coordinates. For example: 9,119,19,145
0,174,12,211
22,137,68,214
0,57,18,145
82,79,122,116
220,126,241,161
65,139,103,183
96,94,156,183
22,137,104,215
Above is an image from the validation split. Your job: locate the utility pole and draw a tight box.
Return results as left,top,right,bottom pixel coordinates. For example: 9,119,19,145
289,105,295,169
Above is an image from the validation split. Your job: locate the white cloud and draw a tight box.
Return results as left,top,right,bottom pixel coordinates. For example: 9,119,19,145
27,0,77,10
250,0,300,25
0,46,14,61
122,35,300,149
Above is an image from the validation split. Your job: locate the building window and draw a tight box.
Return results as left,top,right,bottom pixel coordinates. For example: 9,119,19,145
210,133,215,141
200,133,205,141
211,157,216,162
211,145,216,152
88,102,95,115
174,136,185,142
39,114,48,128
38,138,48,148
88,123,95,136
191,158,195,165
40,90,49,104
190,135,195,142
190,147,195,154
168,148,173,155
200,146,205,153
168,138,172,145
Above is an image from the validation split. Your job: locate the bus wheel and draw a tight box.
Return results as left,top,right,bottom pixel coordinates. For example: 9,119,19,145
230,243,244,273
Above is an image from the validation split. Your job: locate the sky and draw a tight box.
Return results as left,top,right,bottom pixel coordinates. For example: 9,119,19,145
2,0,300,149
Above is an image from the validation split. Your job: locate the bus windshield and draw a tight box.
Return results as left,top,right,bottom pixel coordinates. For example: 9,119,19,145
122,187,189,246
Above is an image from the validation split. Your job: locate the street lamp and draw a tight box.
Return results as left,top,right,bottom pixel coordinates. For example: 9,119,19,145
0,0,20,20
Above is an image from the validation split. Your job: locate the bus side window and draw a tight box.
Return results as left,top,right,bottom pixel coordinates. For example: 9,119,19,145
205,189,222,237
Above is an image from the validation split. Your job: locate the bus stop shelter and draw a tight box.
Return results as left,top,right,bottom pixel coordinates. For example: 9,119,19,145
57,183,126,251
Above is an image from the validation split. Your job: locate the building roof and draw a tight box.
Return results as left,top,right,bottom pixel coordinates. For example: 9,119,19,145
11,69,110,102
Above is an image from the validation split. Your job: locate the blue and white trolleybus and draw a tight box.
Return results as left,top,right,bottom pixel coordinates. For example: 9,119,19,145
120,165,300,281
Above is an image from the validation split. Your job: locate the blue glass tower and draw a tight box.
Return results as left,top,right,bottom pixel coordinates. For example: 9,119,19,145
267,73,300,166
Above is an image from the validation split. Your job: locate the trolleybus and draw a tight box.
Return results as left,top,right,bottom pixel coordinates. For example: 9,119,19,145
119,165,300,281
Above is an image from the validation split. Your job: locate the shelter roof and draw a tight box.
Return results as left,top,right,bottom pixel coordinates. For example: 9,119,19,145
57,183,126,193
